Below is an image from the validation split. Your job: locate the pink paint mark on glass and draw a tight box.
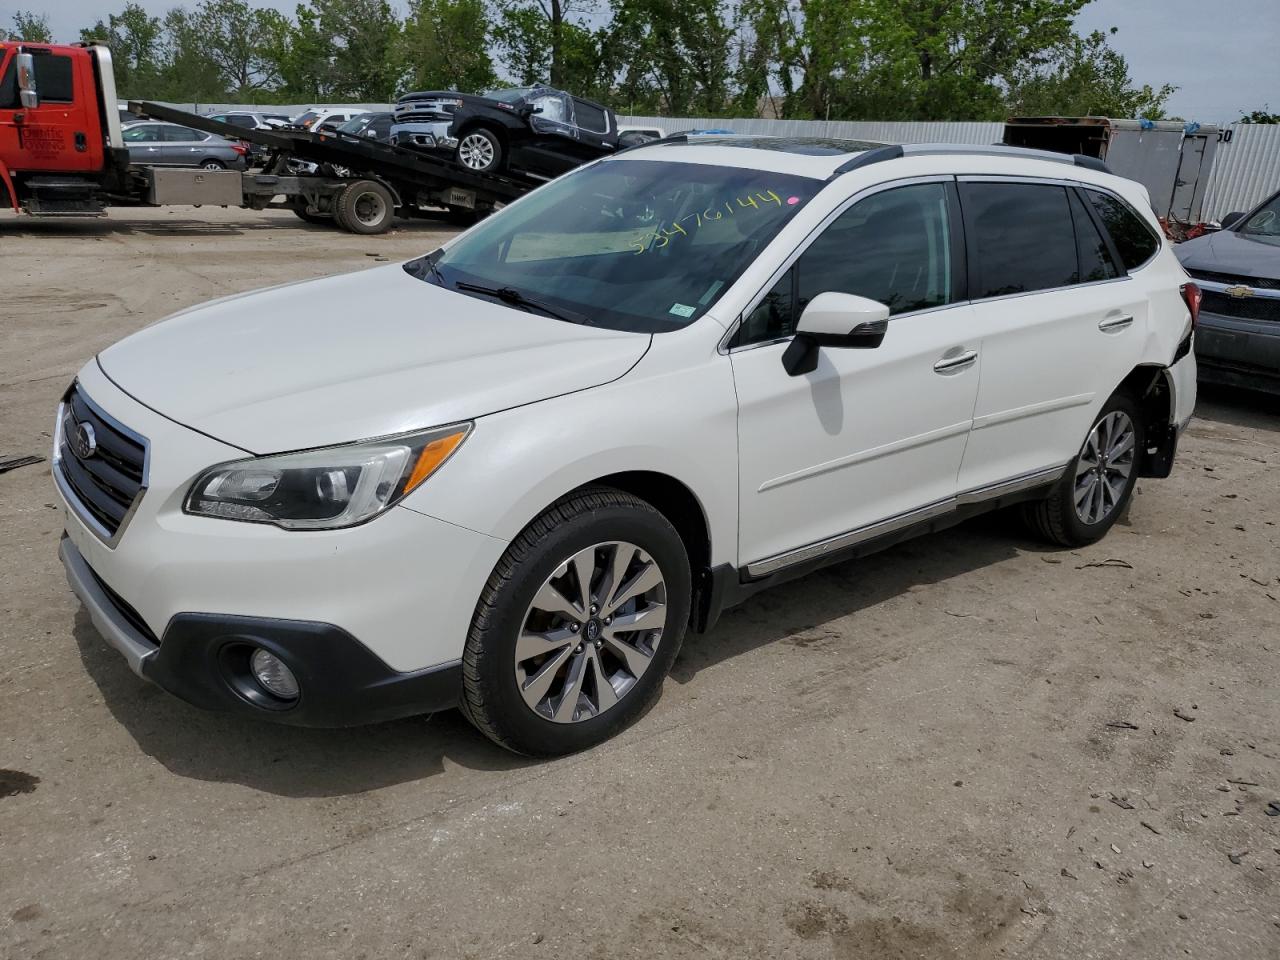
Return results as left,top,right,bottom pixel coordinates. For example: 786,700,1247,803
787,196,800,205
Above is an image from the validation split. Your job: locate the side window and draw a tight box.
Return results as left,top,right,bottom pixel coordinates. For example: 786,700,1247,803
1086,189,1160,271
32,53,74,102
961,182,1078,298
1068,189,1119,282
0,56,17,109
573,99,609,133
799,182,953,316
227,115,256,128
368,116,392,139
735,182,953,347
122,124,158,142
164,126,205,142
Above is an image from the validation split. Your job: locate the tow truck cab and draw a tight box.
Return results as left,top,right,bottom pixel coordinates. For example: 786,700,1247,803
0,41,129,213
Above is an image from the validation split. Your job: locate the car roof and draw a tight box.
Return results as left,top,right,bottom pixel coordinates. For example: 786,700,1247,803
614,135,1128,186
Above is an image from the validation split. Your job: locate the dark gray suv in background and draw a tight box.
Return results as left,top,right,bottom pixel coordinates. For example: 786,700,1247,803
1177,189,1280,394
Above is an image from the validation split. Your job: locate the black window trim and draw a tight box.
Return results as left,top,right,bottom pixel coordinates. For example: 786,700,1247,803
953,174,1137,307
1068,184,1125,279
724,174,967,354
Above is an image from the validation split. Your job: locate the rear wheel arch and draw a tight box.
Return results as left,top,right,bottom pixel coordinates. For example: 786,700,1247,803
1115,364,1178,477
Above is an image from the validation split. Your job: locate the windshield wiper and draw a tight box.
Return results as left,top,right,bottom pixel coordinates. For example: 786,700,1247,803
453,280,593,326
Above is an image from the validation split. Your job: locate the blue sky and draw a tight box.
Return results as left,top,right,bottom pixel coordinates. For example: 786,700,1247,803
25,0,1280,121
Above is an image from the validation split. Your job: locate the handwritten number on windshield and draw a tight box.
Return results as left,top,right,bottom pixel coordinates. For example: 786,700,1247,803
630,190,785,254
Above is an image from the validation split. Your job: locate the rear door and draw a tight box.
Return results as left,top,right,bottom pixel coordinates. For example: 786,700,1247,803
954,178,1148,493
163,125,210,164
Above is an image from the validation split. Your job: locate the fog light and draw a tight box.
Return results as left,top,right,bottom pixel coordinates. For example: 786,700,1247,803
250,648,299,700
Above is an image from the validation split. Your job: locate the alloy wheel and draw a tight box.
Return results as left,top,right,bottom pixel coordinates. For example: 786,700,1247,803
458,133,495,170
1073,410,1136,525
514,541,667,724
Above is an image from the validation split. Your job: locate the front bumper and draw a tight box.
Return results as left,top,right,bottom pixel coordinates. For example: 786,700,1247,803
62,537,462,726
390,121,457,152
1196,310,1280,393
54,363,510,723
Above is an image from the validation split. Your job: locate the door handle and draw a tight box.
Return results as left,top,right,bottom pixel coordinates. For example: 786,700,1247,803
933,350,978,373
1098,314,1134,332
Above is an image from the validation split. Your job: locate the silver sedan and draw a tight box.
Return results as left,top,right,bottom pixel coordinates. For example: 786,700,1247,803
121,121,248,170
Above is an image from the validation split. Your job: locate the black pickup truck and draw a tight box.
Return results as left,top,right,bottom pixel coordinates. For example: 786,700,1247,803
390,85,621,182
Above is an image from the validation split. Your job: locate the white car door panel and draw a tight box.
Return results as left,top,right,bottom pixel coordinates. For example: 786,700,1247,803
733,304,981,570
730,179,980,571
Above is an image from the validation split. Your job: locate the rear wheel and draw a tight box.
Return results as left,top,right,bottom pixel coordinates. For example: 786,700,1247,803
461,487,690,756
199,159,226,170
335,179,395,235
1022,392,1143,547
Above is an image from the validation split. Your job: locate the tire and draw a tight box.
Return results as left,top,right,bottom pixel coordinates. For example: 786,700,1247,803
335,179,395,235
455,127,503,174
1022,391,1144,547
461,487,691,756
290,199,331,225
199,159,226,170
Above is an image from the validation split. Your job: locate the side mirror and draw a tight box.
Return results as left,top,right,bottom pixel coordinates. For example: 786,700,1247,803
16,52,38,109
782,291,890,376
1220,211,1245,229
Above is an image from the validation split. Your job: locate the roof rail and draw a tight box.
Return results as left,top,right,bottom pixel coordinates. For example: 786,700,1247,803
831,142,1113,177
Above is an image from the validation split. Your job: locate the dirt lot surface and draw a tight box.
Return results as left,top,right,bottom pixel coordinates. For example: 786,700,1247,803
2,206,1279,959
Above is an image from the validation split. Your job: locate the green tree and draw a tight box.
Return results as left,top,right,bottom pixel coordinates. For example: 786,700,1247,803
154,7,230,102
1008,28,1176,119
1240,107,1280,124
493,0,597,88
402,0,495,92
7,10,52,41
606,0,734,114
193,0,283,95
79,3,163,99
295,0,405,100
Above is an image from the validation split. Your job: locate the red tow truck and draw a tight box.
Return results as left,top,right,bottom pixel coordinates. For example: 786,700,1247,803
0,40,528,233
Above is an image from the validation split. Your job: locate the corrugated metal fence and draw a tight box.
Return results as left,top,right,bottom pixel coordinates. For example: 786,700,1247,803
171,103,1280,219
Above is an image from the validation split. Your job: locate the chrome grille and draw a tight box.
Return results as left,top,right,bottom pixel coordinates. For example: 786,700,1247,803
54,384,148,543
1188,269,1280,290
1200,290,1280,323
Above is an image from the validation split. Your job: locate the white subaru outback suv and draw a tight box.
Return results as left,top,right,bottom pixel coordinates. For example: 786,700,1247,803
55,137,1198,755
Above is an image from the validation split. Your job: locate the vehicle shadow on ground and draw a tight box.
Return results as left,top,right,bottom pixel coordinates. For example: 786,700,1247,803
74,512,1052,797
671,511,1057,684
73,613,537,797
1193,383,1280,432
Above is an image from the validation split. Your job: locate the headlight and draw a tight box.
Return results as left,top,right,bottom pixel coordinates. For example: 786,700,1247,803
184,423,470,530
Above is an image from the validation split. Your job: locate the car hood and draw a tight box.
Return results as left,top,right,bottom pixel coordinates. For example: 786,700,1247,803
1176,228,1280,279
97,265,650,454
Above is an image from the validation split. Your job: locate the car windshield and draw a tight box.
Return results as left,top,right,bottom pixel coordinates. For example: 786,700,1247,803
483,86,537,104
337,115,370,134
1238,193,1280,244
415,158,822,332
294,111,319,124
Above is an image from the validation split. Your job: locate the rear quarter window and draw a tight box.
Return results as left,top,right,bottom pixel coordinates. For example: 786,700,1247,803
1086,189,1161,271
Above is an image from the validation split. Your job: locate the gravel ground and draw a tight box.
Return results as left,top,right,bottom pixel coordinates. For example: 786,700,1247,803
1,206,1278,959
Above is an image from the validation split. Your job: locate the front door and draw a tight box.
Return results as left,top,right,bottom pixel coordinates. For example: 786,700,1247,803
0,46,100,175
122,123,165,164
731,179,981,572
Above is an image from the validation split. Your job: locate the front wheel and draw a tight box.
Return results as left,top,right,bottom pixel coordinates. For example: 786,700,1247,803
461,487,691,755
1022,392,1144,547
455,128,502,174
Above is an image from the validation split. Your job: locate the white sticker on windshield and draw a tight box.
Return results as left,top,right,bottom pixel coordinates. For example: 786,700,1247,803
669,303,697,318
698,280,724,305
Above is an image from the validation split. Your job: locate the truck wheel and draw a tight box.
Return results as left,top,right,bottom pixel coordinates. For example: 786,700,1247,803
335,180,395,235
460,487,691,756
456,128,502,173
